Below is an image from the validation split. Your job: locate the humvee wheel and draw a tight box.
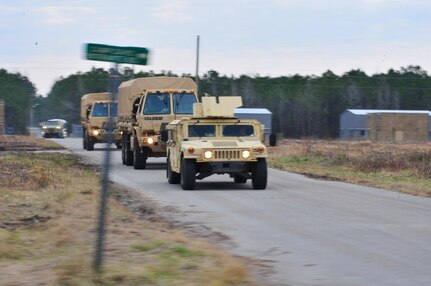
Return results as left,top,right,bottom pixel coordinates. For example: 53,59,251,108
252,158,267,190
85,132,94,151
233,175,247,184
167,157,180,184
133,136,146,169
181,157,196,190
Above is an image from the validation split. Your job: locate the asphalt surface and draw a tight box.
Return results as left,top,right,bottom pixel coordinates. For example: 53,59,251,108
55,138,431,286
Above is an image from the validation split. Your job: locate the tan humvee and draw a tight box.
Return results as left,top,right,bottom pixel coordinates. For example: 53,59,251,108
40,119,67,138
81,92,121,151
117,76,198,169
163,96,268,190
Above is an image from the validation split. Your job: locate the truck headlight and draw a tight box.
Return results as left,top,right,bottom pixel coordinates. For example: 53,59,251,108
204,150,213,159
147,137,154,144
56,126,61,129
242,150,251,158
93,130,100,136
42,126,47,129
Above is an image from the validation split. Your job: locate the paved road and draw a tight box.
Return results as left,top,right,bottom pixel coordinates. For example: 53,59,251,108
56,138,431,286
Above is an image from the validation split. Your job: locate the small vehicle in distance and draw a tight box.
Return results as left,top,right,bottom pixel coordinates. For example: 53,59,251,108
40,119,67,138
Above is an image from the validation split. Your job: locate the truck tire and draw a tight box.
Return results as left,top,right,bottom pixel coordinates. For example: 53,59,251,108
233,175,247,184
123,134,133,166
83,133,87,149
252,158,267,190
181,157,196,190
85,132,94,151
121,136,125,164
167,157,180,184
133,136,146,169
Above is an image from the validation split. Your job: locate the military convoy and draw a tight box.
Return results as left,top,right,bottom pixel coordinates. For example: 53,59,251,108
75,76,270,190
163,96,268,190
80,92,121,151
117,76,199,169
40,119,68,138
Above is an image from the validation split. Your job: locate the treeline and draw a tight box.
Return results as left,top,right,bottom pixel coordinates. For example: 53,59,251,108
198,66,431,138
2,66,431,137
0,69,36,134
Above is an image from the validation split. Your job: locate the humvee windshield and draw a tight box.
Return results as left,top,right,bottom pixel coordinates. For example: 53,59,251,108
188,125,216,137
173,93,197,114
92,102,117,117
222,125,255,137
144,93,170,115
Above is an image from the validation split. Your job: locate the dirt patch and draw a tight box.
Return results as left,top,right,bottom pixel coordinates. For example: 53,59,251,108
0,135,63,152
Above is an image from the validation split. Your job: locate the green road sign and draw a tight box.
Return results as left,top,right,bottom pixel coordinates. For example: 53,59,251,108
85,43,149,65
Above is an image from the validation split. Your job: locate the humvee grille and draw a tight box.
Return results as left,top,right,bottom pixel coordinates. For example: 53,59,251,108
214,149,241,160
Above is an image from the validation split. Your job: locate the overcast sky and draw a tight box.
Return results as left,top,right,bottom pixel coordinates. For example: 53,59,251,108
1,0,431,95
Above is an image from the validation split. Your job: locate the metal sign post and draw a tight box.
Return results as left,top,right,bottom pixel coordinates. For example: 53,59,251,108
85,43,149,273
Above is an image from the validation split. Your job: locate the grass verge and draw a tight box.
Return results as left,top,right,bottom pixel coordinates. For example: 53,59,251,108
268,139,431,197
0,150,257,285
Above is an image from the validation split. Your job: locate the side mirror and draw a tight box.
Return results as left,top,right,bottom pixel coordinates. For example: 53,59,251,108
269,134,277,146
160,130,168,142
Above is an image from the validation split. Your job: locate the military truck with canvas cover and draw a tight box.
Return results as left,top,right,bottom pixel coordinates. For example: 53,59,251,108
40,119,67,138
81,92,121,151
117,76,198,169
164,96,268,190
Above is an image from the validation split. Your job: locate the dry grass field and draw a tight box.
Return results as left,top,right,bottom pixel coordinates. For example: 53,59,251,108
0,136,261,286
268,139,431,197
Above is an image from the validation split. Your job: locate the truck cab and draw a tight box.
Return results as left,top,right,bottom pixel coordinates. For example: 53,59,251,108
81,93,122,151
117,77,198,170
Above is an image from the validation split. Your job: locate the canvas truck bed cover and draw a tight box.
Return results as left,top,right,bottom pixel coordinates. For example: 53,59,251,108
81,92,111,119
117,77,197,118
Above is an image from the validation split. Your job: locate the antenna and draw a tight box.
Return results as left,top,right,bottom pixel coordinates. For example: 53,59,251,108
195,35,200,99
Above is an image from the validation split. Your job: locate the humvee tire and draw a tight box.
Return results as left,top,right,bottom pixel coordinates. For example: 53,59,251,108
181,157,196,190
252,158,267,190
167,157,180,184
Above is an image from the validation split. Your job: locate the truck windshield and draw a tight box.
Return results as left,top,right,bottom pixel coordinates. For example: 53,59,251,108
92,103,109,117
110,102,118,117
144,93,171,115
46,121,61,126
188,125,216,137
222,125,255,137
173,93,197,114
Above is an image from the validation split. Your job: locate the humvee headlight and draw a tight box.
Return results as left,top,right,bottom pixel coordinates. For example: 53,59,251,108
257,146,265,152
204,150,213,159
56,126,61,129
187,147,195,153
242,150,251,158
147,137,154,144
42,126,47,129
93,130,100,136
